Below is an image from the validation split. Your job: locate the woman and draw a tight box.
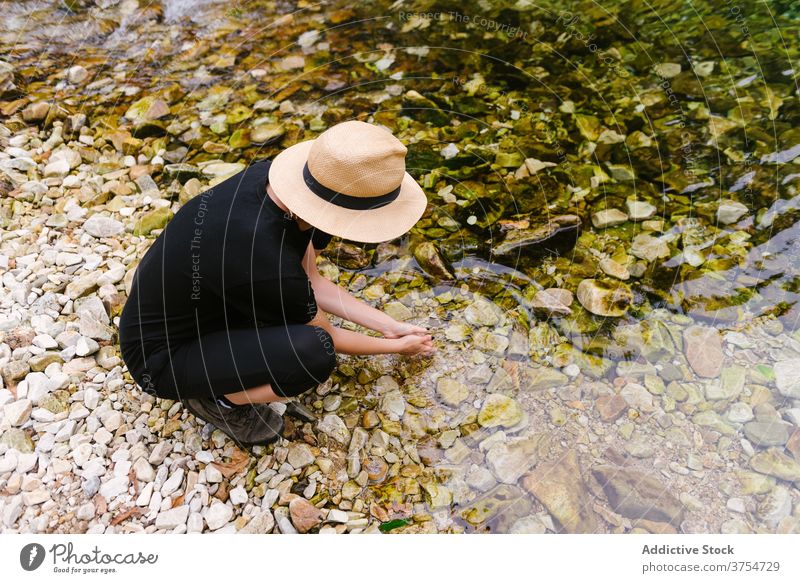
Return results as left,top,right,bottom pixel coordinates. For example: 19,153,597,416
119,120,435,448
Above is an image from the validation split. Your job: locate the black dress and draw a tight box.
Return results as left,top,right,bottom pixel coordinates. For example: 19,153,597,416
118,158,336,401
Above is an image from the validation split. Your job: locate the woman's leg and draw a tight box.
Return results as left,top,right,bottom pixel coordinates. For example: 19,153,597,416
173,323,336,404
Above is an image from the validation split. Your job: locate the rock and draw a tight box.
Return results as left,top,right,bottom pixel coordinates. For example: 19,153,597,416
436,378,470,406
134,207,173,236
726,402,754,423
133,457,155,482
287,443,315,469
774,359,800,399
44,158,70,177
229,486,248,505
595,394,628,422
204,501,233,530
379,391,406,420
99,475,129,500
155,505,189,529
317,414,350,445
630,234,670,262
744,422,791,447
576,279,633,317
460,484,527,527
289,497,324,533
83,215,124,238
717,200,748,224
0,429,34,453
413,241,455,281
163,163,200,183
620,383,655,412
705,365,745,400
422,482,452,509
76,502,96,520
526,367,568,390
30,352,64,372
654,62,681,78
383,301,412,321
22,101,50,123
67,65,89,84
757,486,792,528
509,516,547,534
692,411,735,435
626,199,657,220
683,326,723,378
466,464,497,492
4,399,32,426
324,241,370,270
65,271,100,300
599,257,630,280
486,436,543,484
749,448,800,482
522,450,600,533
239,511,275,533
522,450,600,534
124,95,170,123
473,329,510,355
478,394,523,428
591,209,628,228
75,336,99,356
531,288,573,316
592,465,684,526
493,215,580,258
250,123,285,145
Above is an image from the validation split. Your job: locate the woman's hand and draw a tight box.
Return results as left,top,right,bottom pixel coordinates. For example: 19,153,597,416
395,333,436,356
381,319,429,339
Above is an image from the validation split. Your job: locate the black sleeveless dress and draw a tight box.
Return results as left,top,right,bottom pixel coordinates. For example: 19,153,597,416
118,158,336,401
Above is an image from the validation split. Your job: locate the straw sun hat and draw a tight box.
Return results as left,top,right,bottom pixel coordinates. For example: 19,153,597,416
268,120,428,243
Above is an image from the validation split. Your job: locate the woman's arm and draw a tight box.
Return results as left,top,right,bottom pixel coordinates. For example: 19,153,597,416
306,308,434,356
302,242,428,338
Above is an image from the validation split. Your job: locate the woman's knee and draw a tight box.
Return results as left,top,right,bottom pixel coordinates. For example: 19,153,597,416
305,325,336,381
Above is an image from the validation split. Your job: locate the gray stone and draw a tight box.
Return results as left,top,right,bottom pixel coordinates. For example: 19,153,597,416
83,215,124,238
592,465,684,526
317,414,350,445
774,359,800,399
287,443,315,469
744,421,791,447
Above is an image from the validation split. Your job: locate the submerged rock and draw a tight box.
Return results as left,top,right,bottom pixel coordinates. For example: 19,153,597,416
413,241,455,281
683,326,724,378
478,394,523,428
492,215,580,259
576,279,633,317
531,288,573,316
522,449,600,533
592,465,684,526
591,209,628,228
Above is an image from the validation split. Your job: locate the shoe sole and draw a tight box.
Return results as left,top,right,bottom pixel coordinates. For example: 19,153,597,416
182,400,284,448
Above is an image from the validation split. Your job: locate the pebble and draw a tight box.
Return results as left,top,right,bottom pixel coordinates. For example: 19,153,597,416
287,443,315,469
288,498,324,533
4,399,32,426
478,394,523,428
591,209,628,228
204,501,234,531
576,279,633,317
155,506,189,529
317,414,350,445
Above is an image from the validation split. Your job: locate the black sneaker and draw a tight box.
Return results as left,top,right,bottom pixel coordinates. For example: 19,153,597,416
183,397,284,448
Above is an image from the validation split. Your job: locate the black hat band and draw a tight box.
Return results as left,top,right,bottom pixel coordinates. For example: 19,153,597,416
303,162,401,210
